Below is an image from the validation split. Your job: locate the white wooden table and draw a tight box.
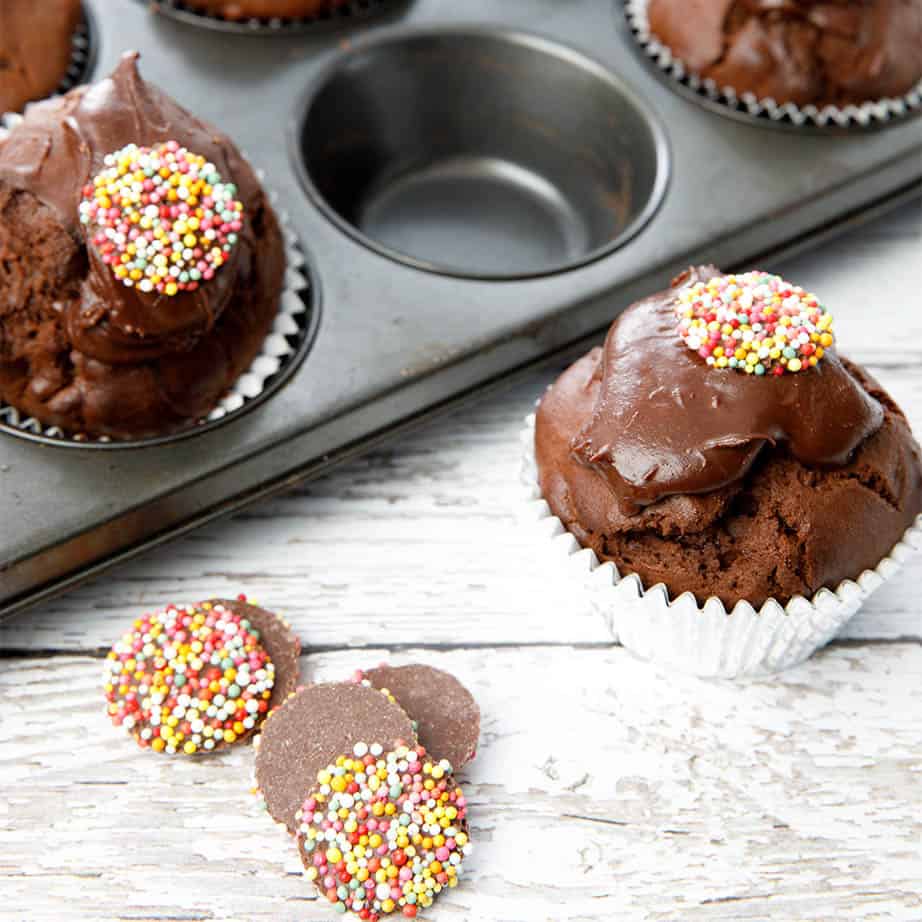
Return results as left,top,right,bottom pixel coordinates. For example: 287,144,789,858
2,201,921,922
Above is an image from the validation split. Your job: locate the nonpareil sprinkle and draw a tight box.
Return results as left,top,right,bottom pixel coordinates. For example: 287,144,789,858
676,271,834,376
104,601,274,755
297,743,471,920
79,141,243,296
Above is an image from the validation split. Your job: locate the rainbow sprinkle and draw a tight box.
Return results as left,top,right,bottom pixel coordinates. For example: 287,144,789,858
79,141,244,297
298,743,470,919
105,601,274,755
675,271,835,376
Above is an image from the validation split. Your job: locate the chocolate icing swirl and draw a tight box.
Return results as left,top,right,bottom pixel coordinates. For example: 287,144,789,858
571,266,884,514
0,53,260,364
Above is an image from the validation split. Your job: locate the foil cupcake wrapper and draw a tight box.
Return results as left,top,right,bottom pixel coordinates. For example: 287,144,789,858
624,0,922,129
520,410,922,678
148,0,399,34
0,118,314,448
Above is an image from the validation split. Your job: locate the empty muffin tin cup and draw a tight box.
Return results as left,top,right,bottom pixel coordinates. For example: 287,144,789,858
520,411,922,679
294,27,670,279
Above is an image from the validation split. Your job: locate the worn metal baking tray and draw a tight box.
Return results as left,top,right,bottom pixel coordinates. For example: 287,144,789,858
2,0,920,618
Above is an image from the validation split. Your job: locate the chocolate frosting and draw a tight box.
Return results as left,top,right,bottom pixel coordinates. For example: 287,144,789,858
0,53,258,364
571,266,884,514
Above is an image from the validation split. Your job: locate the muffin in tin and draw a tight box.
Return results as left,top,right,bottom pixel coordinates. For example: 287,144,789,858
0,0,83,112
646,0,922,108
0,53,285,440
534,265,922,610
181,0,351,19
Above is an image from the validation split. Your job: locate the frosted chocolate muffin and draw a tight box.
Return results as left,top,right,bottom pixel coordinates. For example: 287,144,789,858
182,0,350,18
0,53,284,439
647,0,922,107
0,0,82,113
535,266,922,608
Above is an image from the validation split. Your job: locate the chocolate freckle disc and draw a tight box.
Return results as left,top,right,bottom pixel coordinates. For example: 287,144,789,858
254,682,416,833
104,597,299,755
361,664,480,771
209,598,301,707
297,743,472,918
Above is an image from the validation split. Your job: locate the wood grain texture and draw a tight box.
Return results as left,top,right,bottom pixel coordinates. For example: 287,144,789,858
2,645,921,922
1,200,920,921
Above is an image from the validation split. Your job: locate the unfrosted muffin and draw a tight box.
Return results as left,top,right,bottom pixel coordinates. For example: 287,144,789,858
182,0,351,18
647,0,922,107
0,53,285,439
0,0,82,112
534,266,922,608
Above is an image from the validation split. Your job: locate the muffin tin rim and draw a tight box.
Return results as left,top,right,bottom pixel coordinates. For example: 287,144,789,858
287,22,674,281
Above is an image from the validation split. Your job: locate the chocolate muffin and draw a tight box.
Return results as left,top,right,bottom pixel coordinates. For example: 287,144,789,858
535,266,922,608
182,0,351,19
0,0,82,113
0,53,284,439
647,0,922,108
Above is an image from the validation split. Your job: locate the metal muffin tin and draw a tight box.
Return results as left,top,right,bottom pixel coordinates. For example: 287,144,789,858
294,29,669,278
1,0,920,618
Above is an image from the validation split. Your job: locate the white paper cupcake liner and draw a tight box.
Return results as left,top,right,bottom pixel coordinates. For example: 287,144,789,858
0,116,313,448
521,410,922,678
625,0,922,129
148,0,398,33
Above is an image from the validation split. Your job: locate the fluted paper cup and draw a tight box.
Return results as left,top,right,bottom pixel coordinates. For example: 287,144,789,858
521,410,922,678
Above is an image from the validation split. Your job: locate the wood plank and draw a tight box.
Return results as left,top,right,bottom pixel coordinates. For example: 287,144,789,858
2,644,920,920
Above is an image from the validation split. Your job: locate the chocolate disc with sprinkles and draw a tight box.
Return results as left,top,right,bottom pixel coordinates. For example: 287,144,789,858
213,598,301,705
356,664,480,771
255,683,416,834
296,743,471,920
104,597,299,755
